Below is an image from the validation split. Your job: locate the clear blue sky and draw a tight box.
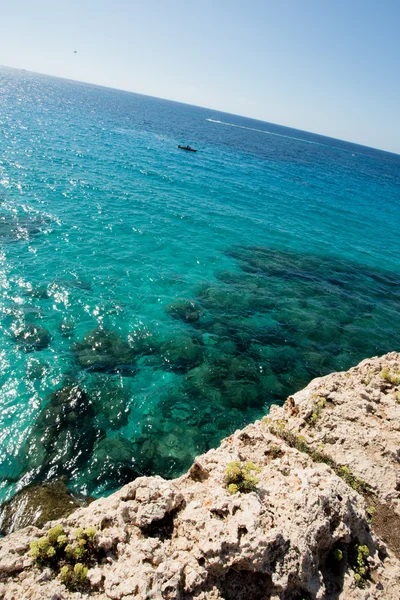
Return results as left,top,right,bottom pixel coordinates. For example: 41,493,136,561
1,0,399,153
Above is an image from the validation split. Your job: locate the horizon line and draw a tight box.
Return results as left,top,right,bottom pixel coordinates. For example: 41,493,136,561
1,63,399,158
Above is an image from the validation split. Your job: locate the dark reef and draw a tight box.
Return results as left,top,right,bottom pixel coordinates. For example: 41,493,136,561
0,479,92,535
72,328,136,374
14,324,51,352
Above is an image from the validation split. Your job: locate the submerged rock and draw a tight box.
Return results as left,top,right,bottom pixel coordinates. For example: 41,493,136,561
52,277,92,291
87,437,138,489
0,480,91,536
22,385,103,482
165,299,202,323
58,318,75,338
72,327,136,374
160,334,204,372
90,376,131,430
25,358,48,380
194,283,249,313
23,285,50,300
128,326,159,356
134,417,207,480
13,324,51,352
0,213,49,243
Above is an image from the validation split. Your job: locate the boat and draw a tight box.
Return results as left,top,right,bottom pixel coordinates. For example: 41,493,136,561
178,145,197,152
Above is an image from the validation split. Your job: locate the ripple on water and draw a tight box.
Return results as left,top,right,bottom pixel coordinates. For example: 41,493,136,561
1,68,400,501
2,245,400,495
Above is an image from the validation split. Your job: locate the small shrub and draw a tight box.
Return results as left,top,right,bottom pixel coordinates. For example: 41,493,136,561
380,367,400,386
327,545,345,575
336,466,368,495
333,548,343,561
362,370,374,385
225,461,261,494
307,412,319,426
60,563,89,590
30,525,98,590
306,397,326,426
395,392,400,404
30,525,67,569
366,506,376,524
350,544,370,588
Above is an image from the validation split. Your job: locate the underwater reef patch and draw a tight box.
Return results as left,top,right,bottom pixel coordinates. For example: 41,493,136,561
72,328,136,374
21,384,104,484
132,245,400,480
4,245,400,497
13,324,52,352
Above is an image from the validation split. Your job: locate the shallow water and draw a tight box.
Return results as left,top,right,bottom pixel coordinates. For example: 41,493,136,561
0,67,400,501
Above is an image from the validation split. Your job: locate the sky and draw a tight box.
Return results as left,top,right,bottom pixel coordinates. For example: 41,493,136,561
1,0,399,154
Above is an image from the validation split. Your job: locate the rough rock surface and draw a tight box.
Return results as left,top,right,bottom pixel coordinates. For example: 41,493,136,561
0,354,400,599
268,352,400,516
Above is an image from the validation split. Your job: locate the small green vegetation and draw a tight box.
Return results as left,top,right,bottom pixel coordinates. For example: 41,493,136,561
362,370,374,386
395,392,400,404
366,506,376,524
335,466,368,495
327,545,346,576
225,460,261,494
306,397,326,426
332,548,343,562
30,525,98,590
60,563,89,588
264,421,370,495
380,367,400,386
350,544,370,588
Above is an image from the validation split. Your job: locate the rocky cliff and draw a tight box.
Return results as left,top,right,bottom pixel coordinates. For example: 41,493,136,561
0,353,400,600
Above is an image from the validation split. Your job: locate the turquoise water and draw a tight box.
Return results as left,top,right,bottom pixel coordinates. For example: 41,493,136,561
1,67,400,501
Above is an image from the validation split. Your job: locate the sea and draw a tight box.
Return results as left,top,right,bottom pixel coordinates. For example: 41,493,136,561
0,66,400,503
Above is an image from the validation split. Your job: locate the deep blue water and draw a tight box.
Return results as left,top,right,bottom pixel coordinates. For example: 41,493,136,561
0,66,400,502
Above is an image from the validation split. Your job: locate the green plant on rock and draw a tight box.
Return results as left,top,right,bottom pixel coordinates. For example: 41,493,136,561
362,370,374,386
30,525,98,590
327,545,346,576
264,421,370,495
350,544,370,588
60,563,89,590
336,466,368,495
30,525,67,568
225,460,261,494
366,506,376,524
380,367,400,386
332,548,343,562
306,397,326,426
